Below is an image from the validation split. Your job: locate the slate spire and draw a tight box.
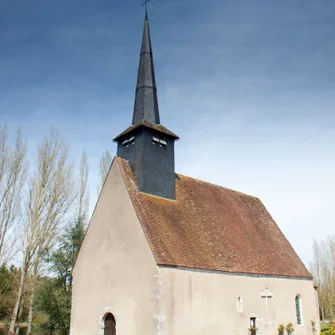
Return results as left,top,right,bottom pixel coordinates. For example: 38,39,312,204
115,9,178,200
132,10,160,125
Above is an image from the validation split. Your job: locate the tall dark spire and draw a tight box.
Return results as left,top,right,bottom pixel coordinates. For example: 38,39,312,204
132,10,160,125
114,9,179,200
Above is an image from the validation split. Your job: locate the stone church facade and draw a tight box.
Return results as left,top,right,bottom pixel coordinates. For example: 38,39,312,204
70,11,319,335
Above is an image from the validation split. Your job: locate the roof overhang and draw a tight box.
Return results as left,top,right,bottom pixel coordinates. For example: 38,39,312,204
113,119,179,142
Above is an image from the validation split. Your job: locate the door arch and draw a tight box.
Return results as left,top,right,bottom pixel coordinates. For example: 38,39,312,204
104,313,116,335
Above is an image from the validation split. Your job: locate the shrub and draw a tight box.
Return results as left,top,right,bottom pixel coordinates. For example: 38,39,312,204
286,322,294,335
278,324,285,335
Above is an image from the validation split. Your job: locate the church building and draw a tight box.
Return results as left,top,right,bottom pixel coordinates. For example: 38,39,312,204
70,10,319,335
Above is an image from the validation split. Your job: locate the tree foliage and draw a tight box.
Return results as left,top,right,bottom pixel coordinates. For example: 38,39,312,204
34,216,86,335
0,125,96,334
9,129,75,335
311,235,335,321
0,125,92,335
0,265,20,319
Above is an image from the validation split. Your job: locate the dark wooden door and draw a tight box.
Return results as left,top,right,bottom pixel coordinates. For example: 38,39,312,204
104,314,116,335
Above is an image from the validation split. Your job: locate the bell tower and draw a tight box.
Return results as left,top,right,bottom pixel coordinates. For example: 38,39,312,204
114,10,179,200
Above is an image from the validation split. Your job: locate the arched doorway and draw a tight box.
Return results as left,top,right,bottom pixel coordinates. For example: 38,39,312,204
104,313,116,335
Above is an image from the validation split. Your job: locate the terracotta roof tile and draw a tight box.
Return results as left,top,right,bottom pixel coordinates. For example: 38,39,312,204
116,157,312,279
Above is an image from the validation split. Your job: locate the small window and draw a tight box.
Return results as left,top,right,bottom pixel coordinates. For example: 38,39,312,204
249,317,257,335
295,295,303,325
237,296,243,313
152,136,167,147
122,136,135,147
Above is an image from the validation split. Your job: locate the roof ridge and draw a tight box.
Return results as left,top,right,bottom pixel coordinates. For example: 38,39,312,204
176,173,259,200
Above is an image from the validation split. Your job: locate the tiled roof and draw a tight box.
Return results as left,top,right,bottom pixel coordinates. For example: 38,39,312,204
116,157,312,279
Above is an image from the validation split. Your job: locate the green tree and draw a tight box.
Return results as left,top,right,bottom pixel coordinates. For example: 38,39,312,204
0,265,20,320
35,216,86,335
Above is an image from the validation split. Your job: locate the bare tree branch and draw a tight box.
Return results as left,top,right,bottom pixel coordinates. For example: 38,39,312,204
78,151,89,221
9,128,75,335
0,126,27,265
311,235,335,321
97,149,112,195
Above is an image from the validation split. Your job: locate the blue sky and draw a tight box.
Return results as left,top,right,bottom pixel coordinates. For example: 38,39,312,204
1,0,334,266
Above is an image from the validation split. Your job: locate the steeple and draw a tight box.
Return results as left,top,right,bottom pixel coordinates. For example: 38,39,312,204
114,9,179,200
132,10,160,125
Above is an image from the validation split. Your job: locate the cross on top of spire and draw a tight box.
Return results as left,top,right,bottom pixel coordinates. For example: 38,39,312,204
141,0,150,20
141,0,150,8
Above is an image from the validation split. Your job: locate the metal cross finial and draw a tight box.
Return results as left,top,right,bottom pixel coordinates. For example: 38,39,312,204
141,0,150,9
